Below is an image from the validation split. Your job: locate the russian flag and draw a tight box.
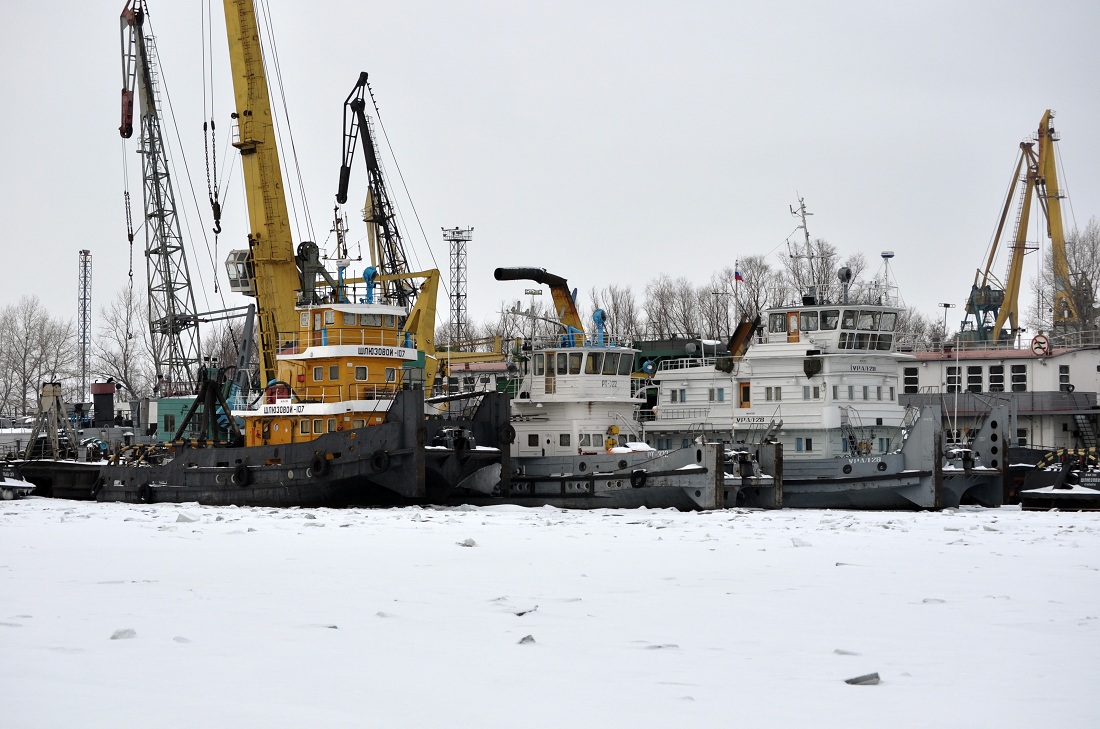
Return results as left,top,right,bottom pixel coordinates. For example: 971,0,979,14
734,271,744,282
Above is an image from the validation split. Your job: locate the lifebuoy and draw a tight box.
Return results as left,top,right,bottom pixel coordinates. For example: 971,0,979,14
310,454,329,478
842,464,853,475
370,450,390,473
498,424,516,444
877,462,887,472
232,464,251,487
630,470,647,488
138,484,153,503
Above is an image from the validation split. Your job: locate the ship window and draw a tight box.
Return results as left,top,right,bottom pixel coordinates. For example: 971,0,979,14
848,385,854,400
821,310,840,330
534,354,545,376
163,414,176,432
800,311,819,331
384,315,396,328
300,312,310,328
803,385,810,400
862,386,869,400
327,418,336,433
386,368,397,382
528,434,539,447
618,355,633,375
313,366,323,381
889,387,895,400
353,419,365,429
313,419,323,433
768,313,787,333
586,353,603,374
315,313,322,330
1011,364,1027,392
841,310,858,330
879,437,890,452
602,352,620,375
740,383,750,405
671,389,680,403
879,312,897,332
580,434,591,446
569,352,582,374
857,311,879,330
355,366,368,381
324,310,335,325
343,312,357,326
855,332,871,349
806,437,813,451
560,433,571,447
876,334,893,350
989,365,1005,392
300,419,311,435
877,386,883,400
1059,365,1071,390
1016,428,1028,447
360,313,382,326
709,387,724,402
558,353,569,375
947,366,961,394
813,386,820,398
832,385,839,399
967,366,983,393
765,387,772,401
795,437,803,452
329,365,340,380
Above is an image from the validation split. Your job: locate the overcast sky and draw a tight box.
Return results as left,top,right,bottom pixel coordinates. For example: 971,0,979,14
2,0,1098,337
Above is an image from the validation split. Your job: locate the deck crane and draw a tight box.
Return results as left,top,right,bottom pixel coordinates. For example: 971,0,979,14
220,0,313,388
119,0,202,392
337,72,419,307
964,110,1080,342
493,267,586,345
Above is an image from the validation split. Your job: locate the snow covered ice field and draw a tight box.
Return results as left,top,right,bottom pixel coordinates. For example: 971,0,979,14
2,500,1099,728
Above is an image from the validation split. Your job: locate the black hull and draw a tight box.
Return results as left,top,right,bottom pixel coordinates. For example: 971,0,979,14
18,390,511,508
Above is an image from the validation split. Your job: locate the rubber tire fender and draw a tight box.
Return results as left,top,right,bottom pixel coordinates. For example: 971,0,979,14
370,450,391,473
498,424,516,445
310,454,329,478
232,464,251,487
630,470,647,489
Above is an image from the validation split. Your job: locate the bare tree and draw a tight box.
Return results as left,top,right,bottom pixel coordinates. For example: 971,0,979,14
1027,216,1100,333
778,239,867,304
730,255,780,320
0,296,77,415
590,284,643,342
93,288,156,400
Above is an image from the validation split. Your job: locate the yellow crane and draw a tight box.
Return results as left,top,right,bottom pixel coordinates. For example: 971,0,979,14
222,0,304,387
966,109,1079,342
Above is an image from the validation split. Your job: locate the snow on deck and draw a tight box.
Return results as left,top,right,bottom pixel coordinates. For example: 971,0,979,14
2,500,1098,728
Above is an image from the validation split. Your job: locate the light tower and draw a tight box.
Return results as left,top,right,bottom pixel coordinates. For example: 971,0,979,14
443,227,473,344
78,249,92,401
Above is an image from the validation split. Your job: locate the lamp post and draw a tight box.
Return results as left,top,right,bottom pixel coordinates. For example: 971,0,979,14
938,302,956,339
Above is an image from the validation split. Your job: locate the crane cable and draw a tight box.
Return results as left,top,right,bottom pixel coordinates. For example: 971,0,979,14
201,0,222,293
121,139,136,342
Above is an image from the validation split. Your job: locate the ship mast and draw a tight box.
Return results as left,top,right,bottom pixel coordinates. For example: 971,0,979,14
119,0,202,392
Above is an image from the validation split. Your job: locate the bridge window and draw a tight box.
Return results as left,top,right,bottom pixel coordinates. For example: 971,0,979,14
841,310,858,330
902,367,919,395
800,311,819,331
602,352,621,375
857,311,879,330
821,310,840,330
946,366,961,394
556,353,568,375
324,310,335,325
585,353,603,374
300,312,310,328
384,315,396,328
1010,364,1027,392
768,313,787,332
618,355,633,375
533,354,545,376
569,352,582,374
989,365,1004,392
360,314,382,326
879,312,898,331
967,366,983,393
343,313,357,326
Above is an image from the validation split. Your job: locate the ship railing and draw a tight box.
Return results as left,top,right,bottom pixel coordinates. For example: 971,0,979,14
286,383,402,404
524,334,635,352
899,328,1100,354
768,280,900,309
651,407,711,421
656,356,719,372
275,329,409,351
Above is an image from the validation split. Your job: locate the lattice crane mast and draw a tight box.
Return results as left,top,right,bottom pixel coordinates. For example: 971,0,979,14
119,0,202,392
337,72,418,307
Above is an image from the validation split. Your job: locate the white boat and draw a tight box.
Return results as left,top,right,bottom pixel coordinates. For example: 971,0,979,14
640,267,1005,509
